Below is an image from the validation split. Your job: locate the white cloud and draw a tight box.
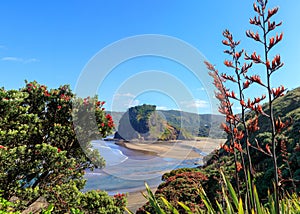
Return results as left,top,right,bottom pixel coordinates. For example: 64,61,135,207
114,93,135,99
156,106,169,110
129,99,140,107
1,56,39,63
111,93,140,111
180,99,208,108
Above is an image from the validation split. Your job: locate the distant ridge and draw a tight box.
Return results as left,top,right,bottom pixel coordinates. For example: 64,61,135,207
109,106,225,140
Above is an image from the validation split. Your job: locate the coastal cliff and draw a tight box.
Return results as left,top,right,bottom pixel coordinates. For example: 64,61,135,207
114,104,192,141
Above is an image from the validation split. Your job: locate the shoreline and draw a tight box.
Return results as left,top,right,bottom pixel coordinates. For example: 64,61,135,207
114,138,225,212
115,138,224,160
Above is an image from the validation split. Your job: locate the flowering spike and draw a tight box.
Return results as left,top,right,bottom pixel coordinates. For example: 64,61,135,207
246,30,261,42
253,3,261,14
267,7,279,20
271,55,284,71
221,123,231,134
236,162,243,172
221,73,237,83
272,85,285,99
243,80,251,89
234,141,243,152
247,116,260,133
224,60,233,68
222,40,230,46
248,75,263,85
266,144,272,155
245,52,262,64
241,62,253,74
240,99,246,107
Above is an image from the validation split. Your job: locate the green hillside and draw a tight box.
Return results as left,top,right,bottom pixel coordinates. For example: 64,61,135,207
111,108,225,140
114,104,194,141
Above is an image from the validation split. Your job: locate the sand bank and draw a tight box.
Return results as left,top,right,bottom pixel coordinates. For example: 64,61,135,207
119,138,225,212
116,138,224,160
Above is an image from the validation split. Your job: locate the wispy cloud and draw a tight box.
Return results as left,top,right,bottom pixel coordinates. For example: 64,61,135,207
156,106,169,110
180,99,209,108
1,57,39,63
111,92,139,110
129,99,140,107
114,93,135,99
0,45,5,49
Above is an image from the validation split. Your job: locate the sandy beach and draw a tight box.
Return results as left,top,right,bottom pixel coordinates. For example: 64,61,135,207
118,138,225,212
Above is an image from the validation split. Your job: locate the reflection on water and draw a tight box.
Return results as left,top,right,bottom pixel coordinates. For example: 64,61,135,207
84,140,201,194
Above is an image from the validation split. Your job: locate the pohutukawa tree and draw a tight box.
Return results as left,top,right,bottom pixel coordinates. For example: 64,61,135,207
0,81,127,213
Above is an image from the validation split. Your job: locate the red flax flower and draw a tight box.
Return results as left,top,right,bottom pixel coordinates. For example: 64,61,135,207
271,55,283,70
224,60,234,68
221,74,237,83
255,104,263,114
204,61,216,71
249,16,261,26
245,51,262,63
265,144,272,155
248,75,263,85
241,62,253,74
235,50,244,60
235,130,244,141
240,99,246,107
243,80,251,89
234,141,243,152
251,94,266,105
272,85,285,99
222,144,231,153
246,31,261,42
267,7,279,20
247,116,260,133
253,3,261,14
220,123,231,134
275,117,288,133
225,90,237,99
236,162,243,172
222,40,230,46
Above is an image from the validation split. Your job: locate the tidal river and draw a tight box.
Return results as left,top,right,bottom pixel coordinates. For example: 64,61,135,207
84,139,203,195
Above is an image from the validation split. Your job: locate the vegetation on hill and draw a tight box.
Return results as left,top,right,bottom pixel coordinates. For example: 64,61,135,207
113,107,225,141
114,104,194,141
158,110,225,138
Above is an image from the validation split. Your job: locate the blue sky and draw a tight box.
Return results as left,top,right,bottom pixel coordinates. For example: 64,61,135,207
0,1,299,114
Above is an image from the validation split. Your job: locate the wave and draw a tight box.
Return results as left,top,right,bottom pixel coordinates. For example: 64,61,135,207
91,140,128,166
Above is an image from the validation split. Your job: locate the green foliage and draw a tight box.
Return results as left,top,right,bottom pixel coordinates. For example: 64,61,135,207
137,169,208,213
0,81,126,213
77,190,126,214
115,104,199,141
136,171,300,214
0,194,20,214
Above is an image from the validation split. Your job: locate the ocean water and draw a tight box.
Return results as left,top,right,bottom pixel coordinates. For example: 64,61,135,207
84,140,202,195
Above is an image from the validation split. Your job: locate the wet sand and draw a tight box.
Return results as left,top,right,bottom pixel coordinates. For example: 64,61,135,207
120,138,225,212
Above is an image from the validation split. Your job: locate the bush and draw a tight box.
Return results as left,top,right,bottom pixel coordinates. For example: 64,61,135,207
0,81,126,213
